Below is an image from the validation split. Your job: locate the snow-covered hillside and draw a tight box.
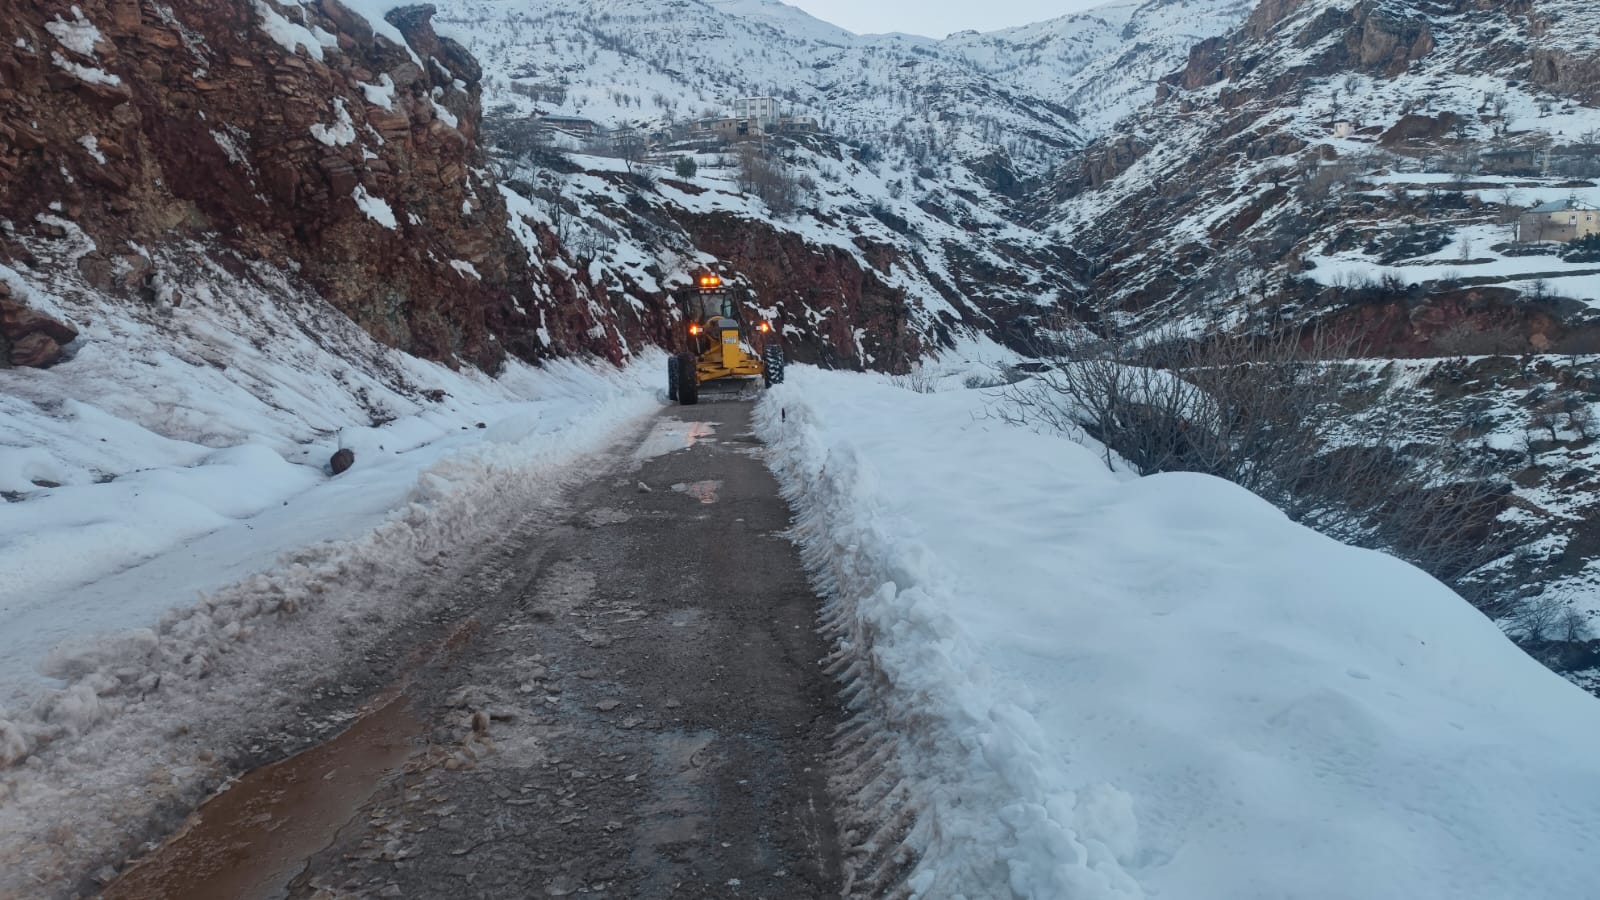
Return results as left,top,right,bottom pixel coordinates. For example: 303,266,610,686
1046,0,1600,326
438,0,1250,172
1035,0,1600,652
759,365,1600,899
945,0,1255,135
420,0,1249,367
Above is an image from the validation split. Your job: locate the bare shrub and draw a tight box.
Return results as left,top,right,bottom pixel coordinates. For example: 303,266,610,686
1511,596,1577,641
736,144,801,216
1432,321,1525,357
963,371,1010,390
1531,398,1564,442
889,366,938,394
1559,605,1592,642
1557,394,1598,441
999,319,1509,593
1517,425,1542,466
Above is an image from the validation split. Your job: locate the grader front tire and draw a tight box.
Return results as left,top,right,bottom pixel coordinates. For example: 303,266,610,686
677,352,700,405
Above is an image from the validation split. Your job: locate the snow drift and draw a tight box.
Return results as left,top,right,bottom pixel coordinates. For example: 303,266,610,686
757,366,1600,899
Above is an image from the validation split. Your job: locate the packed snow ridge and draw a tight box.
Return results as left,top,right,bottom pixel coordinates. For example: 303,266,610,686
758,362,1600,899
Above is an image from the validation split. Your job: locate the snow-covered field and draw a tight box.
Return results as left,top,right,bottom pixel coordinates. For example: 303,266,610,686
758,366,1600,899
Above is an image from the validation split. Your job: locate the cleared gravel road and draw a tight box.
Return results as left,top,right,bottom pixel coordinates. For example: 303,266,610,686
105,400,843,900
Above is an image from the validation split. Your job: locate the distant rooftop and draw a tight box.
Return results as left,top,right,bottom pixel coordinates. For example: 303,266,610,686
1528,198,1600,213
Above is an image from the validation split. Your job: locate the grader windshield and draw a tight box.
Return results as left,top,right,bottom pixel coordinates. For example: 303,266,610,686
685,292,738,323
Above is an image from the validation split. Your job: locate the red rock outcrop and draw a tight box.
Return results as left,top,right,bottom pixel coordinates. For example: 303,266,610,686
1319,286,1599,357
673,211,920,371
0,0,667,371
0,282,79,367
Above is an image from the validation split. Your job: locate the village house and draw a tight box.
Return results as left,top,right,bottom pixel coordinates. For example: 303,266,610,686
1518,197,1600,243
1481,148,1543,177
1484,144,1600,178
535,115,601,138
681,102,819,145
688,116,760,142
774,114,819,134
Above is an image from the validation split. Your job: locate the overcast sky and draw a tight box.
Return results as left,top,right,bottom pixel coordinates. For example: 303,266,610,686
786,0,1109,38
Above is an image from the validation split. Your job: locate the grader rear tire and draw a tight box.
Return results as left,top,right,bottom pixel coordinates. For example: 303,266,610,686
763,346,786,387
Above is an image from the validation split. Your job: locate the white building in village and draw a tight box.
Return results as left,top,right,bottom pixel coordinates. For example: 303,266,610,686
731,96,781,129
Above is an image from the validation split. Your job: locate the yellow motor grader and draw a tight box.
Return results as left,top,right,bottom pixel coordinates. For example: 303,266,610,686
667,273,785,405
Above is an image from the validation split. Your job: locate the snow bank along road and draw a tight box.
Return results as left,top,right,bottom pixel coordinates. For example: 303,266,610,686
99,401,841,899
12,356,1600,900
760,366,1600,900
0,360,668,895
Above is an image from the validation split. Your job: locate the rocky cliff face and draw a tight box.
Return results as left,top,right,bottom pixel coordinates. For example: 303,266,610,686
1,0,673,373
0,282,78,367
670,211,921,370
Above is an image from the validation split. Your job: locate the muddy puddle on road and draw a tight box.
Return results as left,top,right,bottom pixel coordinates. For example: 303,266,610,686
672,480,724,504
632,419,719,460
104,620,485,899
104,692,424,900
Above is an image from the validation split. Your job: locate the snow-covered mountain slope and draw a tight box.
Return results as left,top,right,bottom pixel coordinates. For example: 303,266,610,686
1037,0,1600,666
945,0,1255,134
446,0,1254,160
439,0,1251,172
1046,0,1600,327
437,0,1075,171
490,136,1090,369
423,0,1248,364
2,0,677,374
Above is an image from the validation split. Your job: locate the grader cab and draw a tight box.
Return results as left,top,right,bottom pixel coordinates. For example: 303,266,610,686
667,273,785,405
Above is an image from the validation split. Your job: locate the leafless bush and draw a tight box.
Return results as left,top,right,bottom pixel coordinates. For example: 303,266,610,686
1517,426,1541,466
736,144,801,216
999,319,1509,592
1569,404,1598,441
1552,393,1598,441
963,370,1011,390
1561,606,1591,642
484,116,566,168
1431,321,1525,357
1510,596,1589,642
889,366,938,394
1531,398,1564,442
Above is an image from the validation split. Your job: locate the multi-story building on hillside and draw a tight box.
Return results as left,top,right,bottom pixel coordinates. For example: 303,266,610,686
731,96,780,129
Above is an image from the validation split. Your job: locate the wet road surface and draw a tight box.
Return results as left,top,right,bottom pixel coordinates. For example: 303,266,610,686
105,400,843,899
